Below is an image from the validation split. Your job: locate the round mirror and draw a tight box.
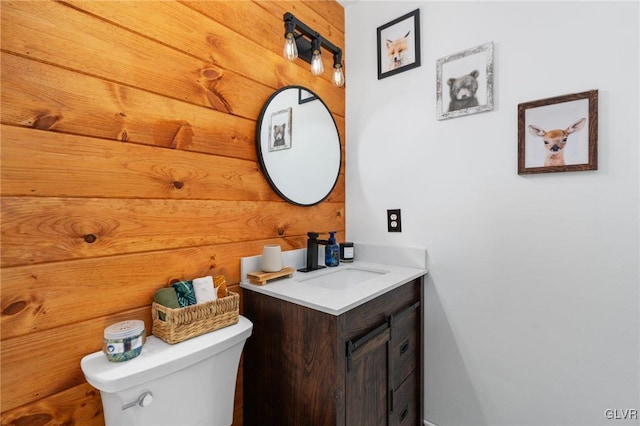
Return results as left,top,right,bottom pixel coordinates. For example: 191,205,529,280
256,86,341,206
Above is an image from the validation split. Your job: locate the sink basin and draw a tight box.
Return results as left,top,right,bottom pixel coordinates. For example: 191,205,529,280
296,266,388,290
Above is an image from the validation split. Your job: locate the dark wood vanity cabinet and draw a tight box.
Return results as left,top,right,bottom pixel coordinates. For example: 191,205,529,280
243,277,424,426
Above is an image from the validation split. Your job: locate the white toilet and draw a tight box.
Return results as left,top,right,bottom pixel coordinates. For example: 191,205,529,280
81,316,252,426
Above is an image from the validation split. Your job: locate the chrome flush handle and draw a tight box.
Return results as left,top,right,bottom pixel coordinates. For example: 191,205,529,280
121,391,153,411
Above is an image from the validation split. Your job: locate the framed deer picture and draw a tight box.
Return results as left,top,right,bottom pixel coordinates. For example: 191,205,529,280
518,90,598,174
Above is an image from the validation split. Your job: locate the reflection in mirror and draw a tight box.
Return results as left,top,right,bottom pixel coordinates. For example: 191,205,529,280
256,86,341,206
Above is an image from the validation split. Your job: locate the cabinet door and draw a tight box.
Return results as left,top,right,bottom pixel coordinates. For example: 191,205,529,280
345,323,390,426
389,373,418,426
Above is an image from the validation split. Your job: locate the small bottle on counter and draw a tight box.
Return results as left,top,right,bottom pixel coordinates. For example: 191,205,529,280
325,231,340,267
340,242,354,263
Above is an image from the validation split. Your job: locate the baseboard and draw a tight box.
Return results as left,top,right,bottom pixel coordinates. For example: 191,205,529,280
424,419,439,426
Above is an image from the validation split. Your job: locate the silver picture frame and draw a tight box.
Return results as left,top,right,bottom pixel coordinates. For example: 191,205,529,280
268,107,292,152
436,42,494,120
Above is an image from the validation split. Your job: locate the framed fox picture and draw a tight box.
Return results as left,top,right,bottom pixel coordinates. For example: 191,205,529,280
377,9,421,80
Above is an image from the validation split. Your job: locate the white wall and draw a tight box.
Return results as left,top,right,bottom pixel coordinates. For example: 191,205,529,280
344,2,639,425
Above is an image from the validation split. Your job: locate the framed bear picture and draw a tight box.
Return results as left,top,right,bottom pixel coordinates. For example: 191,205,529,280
268,107,292,152
436,42,494,120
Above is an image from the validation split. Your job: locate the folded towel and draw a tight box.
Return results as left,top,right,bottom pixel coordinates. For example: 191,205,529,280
154,287,180,308
193,276,218,304
214,275,227,298
154,287,180,320
172,280,196,307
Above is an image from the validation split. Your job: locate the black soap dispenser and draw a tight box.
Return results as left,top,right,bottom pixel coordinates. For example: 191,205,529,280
324,232,340,267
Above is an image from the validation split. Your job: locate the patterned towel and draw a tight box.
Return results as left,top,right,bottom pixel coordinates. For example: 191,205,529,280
172,280,196,307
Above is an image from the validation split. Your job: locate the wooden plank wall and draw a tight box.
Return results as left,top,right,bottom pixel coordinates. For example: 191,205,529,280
0,1,345,424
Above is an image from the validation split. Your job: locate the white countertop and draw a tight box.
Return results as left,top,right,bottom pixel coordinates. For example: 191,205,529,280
240,244,428,316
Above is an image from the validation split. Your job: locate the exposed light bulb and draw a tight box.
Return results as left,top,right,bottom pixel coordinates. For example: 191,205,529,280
310,50,324,75
333,65,345,87
283,34,298,61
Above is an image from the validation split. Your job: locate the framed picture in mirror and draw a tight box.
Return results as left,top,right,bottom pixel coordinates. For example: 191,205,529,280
268,108,292,152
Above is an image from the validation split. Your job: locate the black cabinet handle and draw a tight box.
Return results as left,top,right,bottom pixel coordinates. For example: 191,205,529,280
400,340,409,355
400,406,409,422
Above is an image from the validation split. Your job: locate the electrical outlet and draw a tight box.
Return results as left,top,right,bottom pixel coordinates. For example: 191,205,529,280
387,209,402,232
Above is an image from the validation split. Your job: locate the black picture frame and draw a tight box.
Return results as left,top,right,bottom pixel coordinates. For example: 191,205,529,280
377,9,421,80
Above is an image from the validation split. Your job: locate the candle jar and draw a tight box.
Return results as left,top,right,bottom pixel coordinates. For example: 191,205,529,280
261,244,283,272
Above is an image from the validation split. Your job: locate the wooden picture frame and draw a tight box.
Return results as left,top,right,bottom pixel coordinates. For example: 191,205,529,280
518,90,598,174
436,42,494,120
377,9,421,80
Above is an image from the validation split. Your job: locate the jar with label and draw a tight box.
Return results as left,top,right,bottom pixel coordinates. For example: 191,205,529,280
103,320,146,362
340,242,354,263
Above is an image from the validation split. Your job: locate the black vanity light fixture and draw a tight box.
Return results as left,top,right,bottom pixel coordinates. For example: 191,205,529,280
283,12,345,87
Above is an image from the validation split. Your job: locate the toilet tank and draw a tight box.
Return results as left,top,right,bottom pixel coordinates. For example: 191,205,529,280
81,316,252,426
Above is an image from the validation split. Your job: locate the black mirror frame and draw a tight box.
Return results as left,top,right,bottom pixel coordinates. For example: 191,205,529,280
256,85,342,207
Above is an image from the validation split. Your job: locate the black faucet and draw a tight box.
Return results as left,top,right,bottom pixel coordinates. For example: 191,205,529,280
298,232,329,272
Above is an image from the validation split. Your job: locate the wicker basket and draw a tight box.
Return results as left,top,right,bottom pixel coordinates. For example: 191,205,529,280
152,291,239,344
